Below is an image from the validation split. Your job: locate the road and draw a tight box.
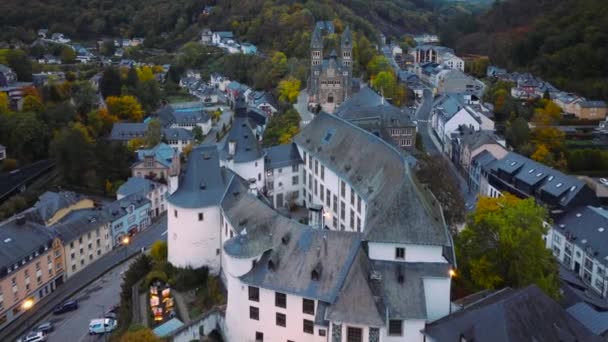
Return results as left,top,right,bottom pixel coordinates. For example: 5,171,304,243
25,261,134,342
203,105,233,144
294,90,314,126
3,217,168,342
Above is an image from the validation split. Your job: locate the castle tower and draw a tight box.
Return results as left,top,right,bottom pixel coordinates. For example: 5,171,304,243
311,27,323,68
341,26,353,98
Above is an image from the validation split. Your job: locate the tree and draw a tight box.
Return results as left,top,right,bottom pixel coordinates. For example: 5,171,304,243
455,195,560,298
100,67,122,98
50,123,96,186
127,138,145,152
119,327,161,342
59,46,76,64
136,66,155,82
278,77,301,103
367,55,391,78
150,240,168,264
101,40,116,56
3,112,49,162
415,155,465,226
106,95,144,122
372,71,397,98
87,108,118,137
1,49,32,81
192,126,204,142
21,95,44,113
506,117,530,149
532,99,561,126
72,81,98,115
145,119,162,147
262,109,300,147
0,92,9,114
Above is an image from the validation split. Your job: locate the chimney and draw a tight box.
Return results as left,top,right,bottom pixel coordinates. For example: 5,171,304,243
248,179,258,196
228,140,236,156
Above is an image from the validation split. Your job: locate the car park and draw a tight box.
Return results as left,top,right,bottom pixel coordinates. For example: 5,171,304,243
52,300,78,315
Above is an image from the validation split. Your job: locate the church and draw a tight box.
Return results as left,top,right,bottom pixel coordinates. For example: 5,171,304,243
308,21,354,113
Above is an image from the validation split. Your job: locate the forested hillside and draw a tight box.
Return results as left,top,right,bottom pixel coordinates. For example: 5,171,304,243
442,0,608,100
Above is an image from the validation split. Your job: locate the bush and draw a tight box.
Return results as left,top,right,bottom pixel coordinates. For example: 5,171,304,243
171,266,209,292
144,270,168,288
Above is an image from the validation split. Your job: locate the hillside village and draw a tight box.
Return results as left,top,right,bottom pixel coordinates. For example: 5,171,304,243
0,6,608,342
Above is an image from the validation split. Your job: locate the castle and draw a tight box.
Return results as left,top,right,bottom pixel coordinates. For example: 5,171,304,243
166,99,456,341
308,21,353,113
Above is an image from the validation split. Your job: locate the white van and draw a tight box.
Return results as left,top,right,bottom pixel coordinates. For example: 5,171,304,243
88,318,117,335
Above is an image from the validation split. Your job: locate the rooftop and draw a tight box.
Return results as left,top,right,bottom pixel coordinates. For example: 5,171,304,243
34,191,87,223
0,214,54,271
136,143,177,168
52,208,112,243
219,117,264,164
554,206,608,265
263,143,302,170
117,177,162,197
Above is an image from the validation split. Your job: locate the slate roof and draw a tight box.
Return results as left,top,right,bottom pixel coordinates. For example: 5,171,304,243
163,127,193,141
116,177,161,197
152,317,184,338
554,206,608,265
471,150,497,168
104,193,150,221
423,285,602,342
235,224,361,303
109,123,147,141
155,104,210,127
567,302,608,336
34,191,86,223
579,100,607,108
294,112,450,247
52,208,112,243
457,129,502,152
219,117,264,163
0,215,54,270
214,31,233,39
136,143,176,167
168,145,232,208
335,87,415,127
263,143,302,170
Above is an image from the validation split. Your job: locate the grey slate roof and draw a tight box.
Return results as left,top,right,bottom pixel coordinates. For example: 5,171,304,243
155,104,210,127
554,206,608,265
567,302,608,336
34,191,86,222
163,127,194,141
423,285,602,342
294,112,450,247
335,87,415,127
0,215,54,270
457,129,502,152
52,208,111,243
109,123,147,141
219,117,264,163
104,193,150,221
117,177,161,197
168,145,232,208
579,100,607,108
263,143,302,170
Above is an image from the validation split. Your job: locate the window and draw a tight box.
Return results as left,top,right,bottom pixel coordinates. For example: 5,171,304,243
585,258,593,270
255,332,263,342
249,306,259,320
349,210,355,229
347,327,363,342
275,292,286,308
198,213,204,221
340,202,345,220
320,185,324,201
333,195,338,213
308,173,312,190
303,319,314,334
303,172,306,185
341,181,345,197
333,216,338,228
326,190,331,207
308,155,312,168
321,165,325,180
276,313,286,327
389,320,403,336
314,179,317,196
292,164,298,172
357,217,361,232
278,168,282,174
292,176,298,185
174,210,178,218
395,247,405,260
357,195,361,213
315,160,318,175
248,286,259,302
70,242,74,249
319,329,326,336
303,298,315,315
350,187,355,205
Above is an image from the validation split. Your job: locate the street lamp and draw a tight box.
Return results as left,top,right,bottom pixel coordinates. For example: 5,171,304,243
449,269,456,278
22,298,34,310
123,236,130,259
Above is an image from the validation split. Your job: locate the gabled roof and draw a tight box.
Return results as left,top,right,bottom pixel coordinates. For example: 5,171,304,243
294,112,450,247
34,191,86,222
103,193,150,222
109,123,147,141
136,143,176,167
117,177,161,197
423,285,602,342
567,302,608,336
163,127,193,141
263,143,302,170
554,206,608,265
578,100,607,108
335,87,415,127
219,117,264,163
168,145,232,208
0,215,54,270
52,208,112,243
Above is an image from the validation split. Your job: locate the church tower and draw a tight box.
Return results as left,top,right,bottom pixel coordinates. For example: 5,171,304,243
311,27,323,68
341,26,353,98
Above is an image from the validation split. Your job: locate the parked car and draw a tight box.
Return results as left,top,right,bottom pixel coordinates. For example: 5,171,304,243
35,322,53,334
600,178,608,186
89,318,117,335
20,331,46,342
52,300,78,315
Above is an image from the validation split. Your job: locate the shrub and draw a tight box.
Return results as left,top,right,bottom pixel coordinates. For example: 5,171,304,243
145,270,168,288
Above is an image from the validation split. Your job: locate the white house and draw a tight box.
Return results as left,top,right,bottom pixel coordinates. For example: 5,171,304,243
263,143,303,208
212,32,234,46
210,73,231,92
167,111,455,342
117,178,169,218
546,206,608,297
440,53,465,71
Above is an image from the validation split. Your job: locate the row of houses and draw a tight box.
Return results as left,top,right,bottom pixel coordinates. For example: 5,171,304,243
487,67,608,120
0,190,152,330
201,29,257,55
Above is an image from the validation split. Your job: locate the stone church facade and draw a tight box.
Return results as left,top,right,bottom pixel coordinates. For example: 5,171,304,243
308,23,353,113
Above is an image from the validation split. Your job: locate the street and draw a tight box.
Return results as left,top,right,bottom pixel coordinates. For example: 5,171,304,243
2,217,168,342
203,105,233,144
26,261,133,342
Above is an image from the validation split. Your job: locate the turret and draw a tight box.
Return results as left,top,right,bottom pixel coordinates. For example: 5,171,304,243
341,26,353,71
310,27,323,67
